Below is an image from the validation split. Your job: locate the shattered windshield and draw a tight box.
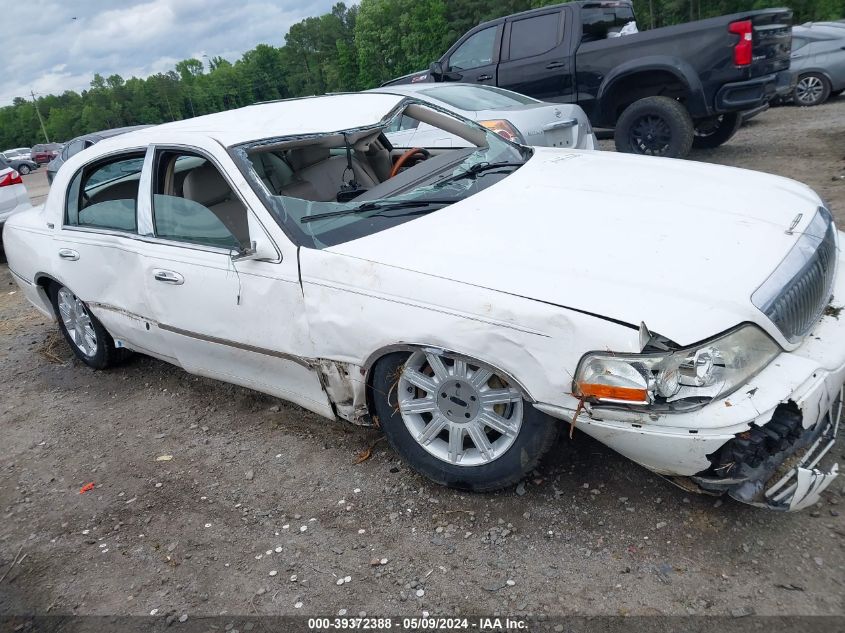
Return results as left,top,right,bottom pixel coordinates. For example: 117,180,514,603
233,100,529,248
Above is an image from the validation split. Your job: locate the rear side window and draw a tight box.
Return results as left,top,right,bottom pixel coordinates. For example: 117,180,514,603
65,153,145,232
509,13,561,59
581,2,636,42
64,139,85,159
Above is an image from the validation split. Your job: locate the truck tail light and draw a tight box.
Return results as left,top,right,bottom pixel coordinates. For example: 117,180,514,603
0,170,22,187
479,119,525,144
729,20,753,66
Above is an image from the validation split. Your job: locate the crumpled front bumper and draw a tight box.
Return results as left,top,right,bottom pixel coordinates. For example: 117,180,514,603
692,386,841,511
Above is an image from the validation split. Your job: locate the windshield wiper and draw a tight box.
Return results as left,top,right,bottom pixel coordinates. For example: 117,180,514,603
301,199,455,223
434,161,524,187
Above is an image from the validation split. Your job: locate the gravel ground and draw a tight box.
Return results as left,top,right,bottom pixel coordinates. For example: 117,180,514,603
1,99,844,621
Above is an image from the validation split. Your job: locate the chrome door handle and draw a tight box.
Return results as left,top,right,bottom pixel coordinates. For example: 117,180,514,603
152,269,184,285
476,74,492,81
58,249,79,261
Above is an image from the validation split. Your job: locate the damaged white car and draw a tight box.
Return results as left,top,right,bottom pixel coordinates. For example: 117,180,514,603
4,93,841,511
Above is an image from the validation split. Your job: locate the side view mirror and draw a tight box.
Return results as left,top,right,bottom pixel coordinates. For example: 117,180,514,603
231,239,277,263
429,61,445,79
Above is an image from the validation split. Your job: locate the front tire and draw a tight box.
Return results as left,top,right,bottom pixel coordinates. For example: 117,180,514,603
49,283,127,369
371,350,559,492
692,112,742,149
614,96,694,158
18,164,31,175
794,73,831,106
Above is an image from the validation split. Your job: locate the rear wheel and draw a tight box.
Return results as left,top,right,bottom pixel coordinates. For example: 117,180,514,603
692,112,742,149
614,96,694,158
794,73,831,106
371,350,559,492
49,283,128,369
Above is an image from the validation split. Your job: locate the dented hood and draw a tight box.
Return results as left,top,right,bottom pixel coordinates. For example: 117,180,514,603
327,148,825,346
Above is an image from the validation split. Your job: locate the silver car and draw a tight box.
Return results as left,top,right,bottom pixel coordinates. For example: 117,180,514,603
370,83,597,150
790,24,845,106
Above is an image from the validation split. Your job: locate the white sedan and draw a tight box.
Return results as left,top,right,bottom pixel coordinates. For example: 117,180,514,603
370,83,597,150
4,93,842,511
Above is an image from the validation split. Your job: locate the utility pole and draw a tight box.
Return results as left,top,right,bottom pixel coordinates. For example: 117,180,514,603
30,90,50,143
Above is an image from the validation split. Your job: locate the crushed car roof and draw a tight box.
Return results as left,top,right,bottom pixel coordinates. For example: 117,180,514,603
107,93,406,148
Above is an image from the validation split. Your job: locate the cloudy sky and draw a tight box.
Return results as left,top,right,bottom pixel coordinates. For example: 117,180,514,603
1,0,338,105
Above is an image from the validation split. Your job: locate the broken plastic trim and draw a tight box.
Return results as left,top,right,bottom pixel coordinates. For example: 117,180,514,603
691,389,841,510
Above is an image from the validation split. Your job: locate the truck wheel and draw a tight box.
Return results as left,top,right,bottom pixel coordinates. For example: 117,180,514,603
692,113,742,149
793,73,830,106
615,97,694,158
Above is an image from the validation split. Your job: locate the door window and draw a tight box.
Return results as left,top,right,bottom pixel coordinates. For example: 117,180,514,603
449,26,497,71
509,13,561,59
64,139,85,159
65,153,145,232
152,150,249,250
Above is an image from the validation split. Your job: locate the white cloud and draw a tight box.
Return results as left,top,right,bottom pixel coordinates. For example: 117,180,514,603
0,0,338,105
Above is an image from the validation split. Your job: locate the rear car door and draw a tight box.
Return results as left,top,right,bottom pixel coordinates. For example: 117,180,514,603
497,8,575,101
52,148,154,354
442,24,502,86
136,140,333,418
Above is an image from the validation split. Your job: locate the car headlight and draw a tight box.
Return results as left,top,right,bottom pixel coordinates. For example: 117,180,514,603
574,325,780,411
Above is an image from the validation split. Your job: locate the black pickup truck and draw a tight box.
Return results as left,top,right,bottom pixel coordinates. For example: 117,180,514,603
384,1,793,158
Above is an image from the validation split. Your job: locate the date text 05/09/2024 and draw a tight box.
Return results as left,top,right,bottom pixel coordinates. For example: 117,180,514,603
307,617,528,630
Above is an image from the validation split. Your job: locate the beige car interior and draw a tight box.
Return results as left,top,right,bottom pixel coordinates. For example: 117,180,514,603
246,103,489,204
160,154,250,245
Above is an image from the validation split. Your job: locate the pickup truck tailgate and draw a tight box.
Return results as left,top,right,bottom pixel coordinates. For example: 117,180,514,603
749,9,792,77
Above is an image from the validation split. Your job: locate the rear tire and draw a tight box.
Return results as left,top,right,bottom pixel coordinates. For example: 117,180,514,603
793,73,831,106
692,112,742,149
371,350,559,492
614,96,694,158
49,282,130,369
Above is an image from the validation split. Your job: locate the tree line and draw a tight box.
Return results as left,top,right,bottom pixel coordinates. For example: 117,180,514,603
2,0,842,149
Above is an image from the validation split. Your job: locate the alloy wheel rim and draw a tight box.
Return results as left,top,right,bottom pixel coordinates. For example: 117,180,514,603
397,350,523,466
57,287,98,357
629,115,672,155
796,76,823,104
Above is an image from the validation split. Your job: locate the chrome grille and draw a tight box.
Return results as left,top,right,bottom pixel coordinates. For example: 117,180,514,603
752,207,837,342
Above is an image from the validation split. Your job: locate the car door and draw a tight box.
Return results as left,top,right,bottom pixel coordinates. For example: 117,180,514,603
442,24,502,86
136,140,333,418
51,147,156,354
496,8,575,102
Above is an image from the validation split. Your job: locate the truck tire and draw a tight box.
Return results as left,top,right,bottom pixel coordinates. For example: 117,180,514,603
692,112,742,149
614,96,694,159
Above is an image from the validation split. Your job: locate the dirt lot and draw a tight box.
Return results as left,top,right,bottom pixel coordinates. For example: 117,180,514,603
1,100,845,623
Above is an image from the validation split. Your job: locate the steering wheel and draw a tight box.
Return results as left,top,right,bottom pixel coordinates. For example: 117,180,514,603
390,147,430,178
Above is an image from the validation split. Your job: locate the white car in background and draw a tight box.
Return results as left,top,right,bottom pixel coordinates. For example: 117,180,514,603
370,83,596,150
2,147,32,162
3,93,842,512
0,157,29,237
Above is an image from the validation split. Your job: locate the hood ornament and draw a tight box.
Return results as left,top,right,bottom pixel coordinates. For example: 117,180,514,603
786,213,802,235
